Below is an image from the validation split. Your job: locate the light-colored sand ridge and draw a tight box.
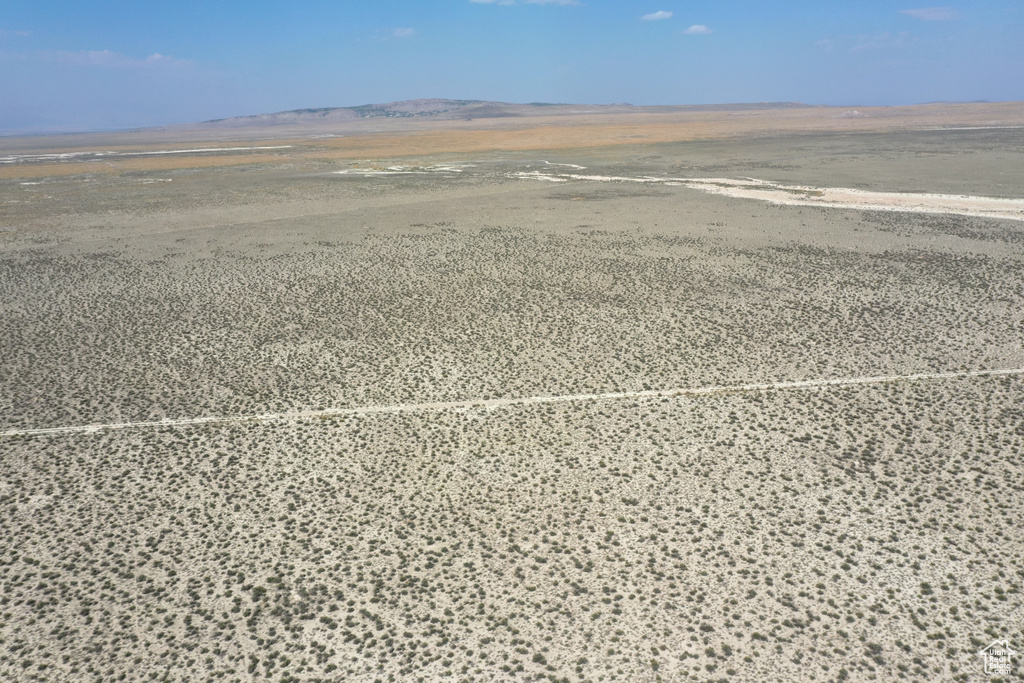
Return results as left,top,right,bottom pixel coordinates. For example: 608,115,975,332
3,367,1021,438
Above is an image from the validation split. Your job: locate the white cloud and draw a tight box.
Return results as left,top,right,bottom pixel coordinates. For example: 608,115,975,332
641,11,672,21
392,27,416,38
49,50,190,68
900,7,958,20
683,24,712,34
142,53,187,66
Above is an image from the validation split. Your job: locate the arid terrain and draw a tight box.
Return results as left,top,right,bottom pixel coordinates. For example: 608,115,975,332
1,102,1023,682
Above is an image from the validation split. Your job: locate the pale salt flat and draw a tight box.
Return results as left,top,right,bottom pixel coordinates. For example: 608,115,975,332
0,146,293,164
517,170,1024,221
327,162,1024,221
115,145,293,156
542,160,587,169
509,171,568,182
335,163,470,177
683,177,1024,222
922,126,1024,131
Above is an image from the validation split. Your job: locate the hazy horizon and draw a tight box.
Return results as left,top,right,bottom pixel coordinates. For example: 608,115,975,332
3,97,1012,138
3,0,1023,134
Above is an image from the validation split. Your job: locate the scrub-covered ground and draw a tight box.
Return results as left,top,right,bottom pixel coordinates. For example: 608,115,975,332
1,129,1023,681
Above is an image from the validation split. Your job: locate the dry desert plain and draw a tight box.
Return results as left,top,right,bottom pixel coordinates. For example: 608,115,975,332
1,102,1024,682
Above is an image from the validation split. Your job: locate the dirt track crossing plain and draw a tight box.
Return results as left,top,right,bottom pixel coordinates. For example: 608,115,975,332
1,112,1024,682
3,367,1023,439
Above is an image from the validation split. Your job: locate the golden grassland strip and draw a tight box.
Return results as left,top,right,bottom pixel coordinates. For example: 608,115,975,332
3,102,1023,180
301,101,1024,159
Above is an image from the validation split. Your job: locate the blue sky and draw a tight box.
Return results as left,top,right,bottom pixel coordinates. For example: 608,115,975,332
1,1,1022,133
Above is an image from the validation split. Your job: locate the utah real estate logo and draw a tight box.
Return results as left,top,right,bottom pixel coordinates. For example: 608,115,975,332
980,639,1016,675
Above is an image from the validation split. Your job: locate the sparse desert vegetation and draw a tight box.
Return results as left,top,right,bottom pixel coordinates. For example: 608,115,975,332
1,125,1022,681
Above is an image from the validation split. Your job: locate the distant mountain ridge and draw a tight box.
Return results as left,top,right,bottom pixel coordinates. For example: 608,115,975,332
200,99,526,127
196,98,813,128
